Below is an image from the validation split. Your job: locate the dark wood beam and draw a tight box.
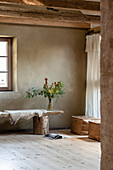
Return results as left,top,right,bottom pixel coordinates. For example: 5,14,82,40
38,0,100,12
0,0,100,12
88,26,100,32
0,2,100,27
87,26,100,35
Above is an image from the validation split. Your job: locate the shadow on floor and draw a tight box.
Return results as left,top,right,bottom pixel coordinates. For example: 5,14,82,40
78,137,100,142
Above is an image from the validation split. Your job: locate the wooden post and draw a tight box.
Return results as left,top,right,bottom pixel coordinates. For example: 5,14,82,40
101,0,113,169
33,116,49,135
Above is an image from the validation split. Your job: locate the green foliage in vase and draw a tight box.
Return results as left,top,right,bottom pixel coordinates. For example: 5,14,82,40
25,78,65,102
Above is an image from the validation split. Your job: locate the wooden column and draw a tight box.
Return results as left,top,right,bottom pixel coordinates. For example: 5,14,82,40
101,0,113,169
33,116,49,135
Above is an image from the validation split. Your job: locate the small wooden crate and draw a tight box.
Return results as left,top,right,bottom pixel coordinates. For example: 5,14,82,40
71,116,97,135
88,120,101,141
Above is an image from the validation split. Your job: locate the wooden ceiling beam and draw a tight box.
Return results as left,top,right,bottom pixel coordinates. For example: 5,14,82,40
0,15,90,29
88,26,100,32
87,26,100,35
0,2,100,26
0,0,100,12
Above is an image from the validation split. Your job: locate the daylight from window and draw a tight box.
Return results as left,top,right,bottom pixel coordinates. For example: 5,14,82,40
0,41,8,87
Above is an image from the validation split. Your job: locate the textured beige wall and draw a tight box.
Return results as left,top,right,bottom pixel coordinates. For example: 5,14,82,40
0,24,87,131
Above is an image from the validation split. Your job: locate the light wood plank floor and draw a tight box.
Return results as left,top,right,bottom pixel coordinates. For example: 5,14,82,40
0,130,101,170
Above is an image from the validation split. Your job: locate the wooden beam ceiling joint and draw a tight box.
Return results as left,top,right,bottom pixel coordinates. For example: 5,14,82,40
0,0,100,28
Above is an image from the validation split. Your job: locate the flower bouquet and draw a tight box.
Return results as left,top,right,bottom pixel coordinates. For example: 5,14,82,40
25,78,65,110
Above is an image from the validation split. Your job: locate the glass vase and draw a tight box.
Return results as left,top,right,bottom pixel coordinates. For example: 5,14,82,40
47,98,53,111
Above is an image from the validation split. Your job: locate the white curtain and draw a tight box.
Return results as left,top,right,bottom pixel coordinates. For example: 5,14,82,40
85,34,101,119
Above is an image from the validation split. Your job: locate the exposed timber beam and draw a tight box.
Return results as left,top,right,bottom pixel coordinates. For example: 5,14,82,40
0,2,100,27
0,16,90,29
0,0,100,12
87,26,100,35
88,26,100,32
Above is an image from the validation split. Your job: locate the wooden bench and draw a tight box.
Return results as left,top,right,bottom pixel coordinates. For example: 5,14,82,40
0,110,64,135
88,120,101,141
71,116,98,135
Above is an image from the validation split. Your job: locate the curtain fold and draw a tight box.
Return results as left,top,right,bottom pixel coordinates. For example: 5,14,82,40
85,34,101,119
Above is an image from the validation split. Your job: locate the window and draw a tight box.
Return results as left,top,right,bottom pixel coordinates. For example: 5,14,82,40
0,38,12,91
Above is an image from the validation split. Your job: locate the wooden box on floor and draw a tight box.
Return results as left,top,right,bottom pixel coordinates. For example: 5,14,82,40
71,116,97,135
88,120,101,141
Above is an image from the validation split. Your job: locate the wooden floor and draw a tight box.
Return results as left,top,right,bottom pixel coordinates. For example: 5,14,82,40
0,130,101,170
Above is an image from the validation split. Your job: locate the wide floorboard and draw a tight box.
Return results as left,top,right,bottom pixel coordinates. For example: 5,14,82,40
0,130,100,170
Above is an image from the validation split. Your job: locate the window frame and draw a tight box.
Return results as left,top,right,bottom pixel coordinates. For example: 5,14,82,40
0,37,12,91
